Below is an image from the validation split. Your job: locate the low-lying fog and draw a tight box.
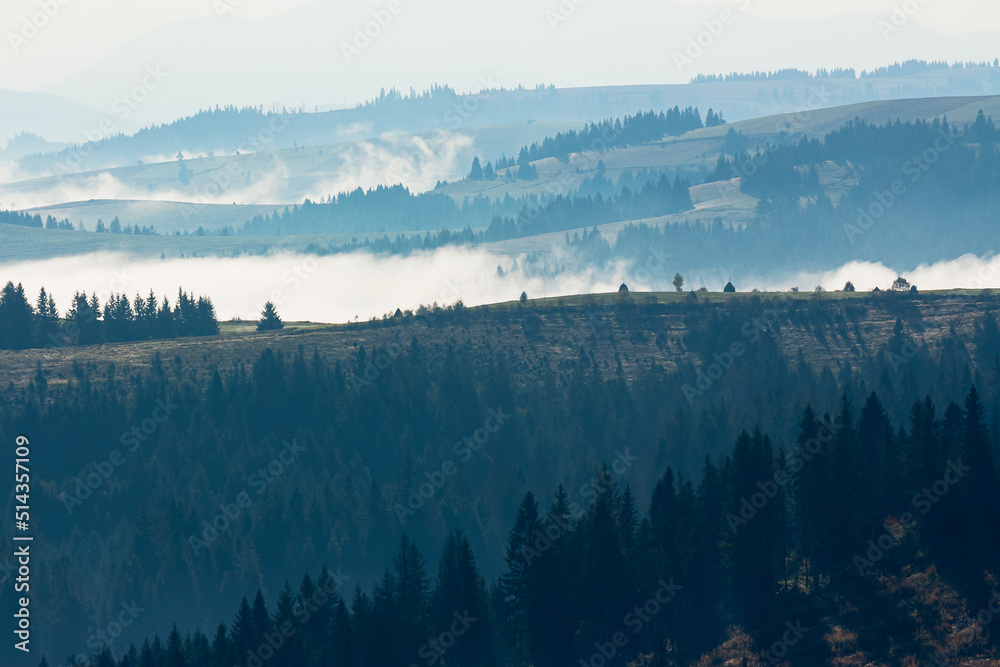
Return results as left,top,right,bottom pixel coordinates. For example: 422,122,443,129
0,130,474,210
1,250,998,325
0,248,624,323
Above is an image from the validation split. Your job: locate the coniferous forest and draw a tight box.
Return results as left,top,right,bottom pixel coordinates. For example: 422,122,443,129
229,113,1000,281
52,387,999,667
2,296,1000,665
0,282,219,350
6,8,1000,664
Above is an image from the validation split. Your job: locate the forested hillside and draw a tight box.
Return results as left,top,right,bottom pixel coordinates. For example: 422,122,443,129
558,112,1000,280
204,110,1000,279
55,385,1000,666
2,291,1000,663
8,99,1000,288
8,0,1000,660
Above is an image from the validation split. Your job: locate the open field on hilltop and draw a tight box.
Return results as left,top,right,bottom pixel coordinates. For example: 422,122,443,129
553,71,1000,120
4,122,572,215
477,184,759,255
21,199,284,234
516,286,995,306
438,95,1000,207
217,319,335,334
436,132,725,204
686,94,1000,141
1,289,996,393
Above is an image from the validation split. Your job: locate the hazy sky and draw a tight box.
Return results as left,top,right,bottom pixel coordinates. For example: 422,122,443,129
0,0,310,82
2,0,998,101
673,0,999,32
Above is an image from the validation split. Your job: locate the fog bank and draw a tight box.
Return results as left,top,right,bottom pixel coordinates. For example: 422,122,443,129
3,250,1000,325
0,248,626,323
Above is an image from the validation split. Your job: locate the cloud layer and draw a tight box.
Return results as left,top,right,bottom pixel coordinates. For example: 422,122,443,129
3,250,998,326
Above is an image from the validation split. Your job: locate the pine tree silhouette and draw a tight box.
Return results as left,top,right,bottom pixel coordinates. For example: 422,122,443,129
257,301,285,331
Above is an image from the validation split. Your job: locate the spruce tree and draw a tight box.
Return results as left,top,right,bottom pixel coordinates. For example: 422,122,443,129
0,281,34,349
257,300,285,331
209,624,231,667
468,156,484,181
166,624,184,667
958,386,996,556
230,597,254,660
532,486,578,667
577,463,628,648
393,535,431,662
273,582,306,666
34,286,58,346
432,531,493,667
857,392,893,540
501,492,541,665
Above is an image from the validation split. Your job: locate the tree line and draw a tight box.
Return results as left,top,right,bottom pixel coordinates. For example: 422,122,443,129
236,186,514,236
0,281,219,349
0,209,158,234
489,107,718,176
691,60,999,84
0,210,75,231
292,173,692,256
